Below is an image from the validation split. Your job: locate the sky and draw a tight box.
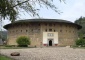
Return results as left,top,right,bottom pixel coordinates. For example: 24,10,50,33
1,0,85,28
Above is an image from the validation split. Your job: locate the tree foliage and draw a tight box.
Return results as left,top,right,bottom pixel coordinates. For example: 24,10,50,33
75,17,85,37
0,0,64,22
76,38,85,47
16,36,30,47
0,0,18,22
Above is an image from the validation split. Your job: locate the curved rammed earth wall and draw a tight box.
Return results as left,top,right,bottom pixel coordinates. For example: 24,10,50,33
7,22,78,47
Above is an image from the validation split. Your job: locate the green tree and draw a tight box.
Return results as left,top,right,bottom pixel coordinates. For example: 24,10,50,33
75,17,85,37
16,36,30,47
76,38,85,47
0,0,64,22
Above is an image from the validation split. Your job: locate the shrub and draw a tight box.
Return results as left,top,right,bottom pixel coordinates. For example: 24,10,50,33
16,36,30,47
76,38,85,47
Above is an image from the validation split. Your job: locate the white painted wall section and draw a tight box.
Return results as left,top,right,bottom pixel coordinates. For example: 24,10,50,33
43,32,58,44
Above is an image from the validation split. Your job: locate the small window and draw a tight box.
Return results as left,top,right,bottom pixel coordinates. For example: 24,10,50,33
38,29,40,31
66,25,67,27
49,23,52,26
21,30,22,32
49,29,52,32
38,24,40,26
60,25,62,27
31,29,33,32
38,29,40,32
21,25,22,27
26,24,28,27
69,26,71,28
26,30,28,32
73,31,74,33
45,24,47,26
60,30,62,32
66,30,67,32
54,24,55,26
54,30,56,32
45,29,47,32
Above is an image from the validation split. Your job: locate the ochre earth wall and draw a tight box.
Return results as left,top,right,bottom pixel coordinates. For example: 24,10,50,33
7,22,78,47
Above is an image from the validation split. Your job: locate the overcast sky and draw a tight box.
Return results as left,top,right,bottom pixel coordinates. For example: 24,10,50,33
2,0,85,26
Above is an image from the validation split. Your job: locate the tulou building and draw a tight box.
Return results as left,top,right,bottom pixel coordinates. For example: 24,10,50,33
4,19,82,47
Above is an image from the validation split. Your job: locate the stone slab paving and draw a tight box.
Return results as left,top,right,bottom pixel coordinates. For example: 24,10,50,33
0,47,85,60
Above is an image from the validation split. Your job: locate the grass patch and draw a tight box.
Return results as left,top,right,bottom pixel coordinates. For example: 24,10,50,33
0,45,36,49
0,55,12,60
71,45,85,49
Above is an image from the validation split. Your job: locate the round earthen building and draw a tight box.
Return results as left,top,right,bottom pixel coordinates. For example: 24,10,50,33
4,19,81,47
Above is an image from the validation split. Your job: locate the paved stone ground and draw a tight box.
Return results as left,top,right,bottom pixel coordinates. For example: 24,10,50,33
0,47,85,60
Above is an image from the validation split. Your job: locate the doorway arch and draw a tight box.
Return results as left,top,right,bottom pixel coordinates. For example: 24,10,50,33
49,40,52,46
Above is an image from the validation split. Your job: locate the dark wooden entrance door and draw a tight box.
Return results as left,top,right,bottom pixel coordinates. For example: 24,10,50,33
49,40,52,46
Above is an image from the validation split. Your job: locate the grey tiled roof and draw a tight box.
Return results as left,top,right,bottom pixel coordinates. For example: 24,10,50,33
4,19,82,29
14,19,73,23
